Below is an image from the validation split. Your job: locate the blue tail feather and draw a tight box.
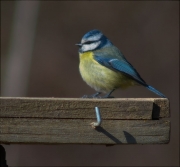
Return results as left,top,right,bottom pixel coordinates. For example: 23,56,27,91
146,85,166,98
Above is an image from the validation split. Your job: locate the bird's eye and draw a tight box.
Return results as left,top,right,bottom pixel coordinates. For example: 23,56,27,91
84,41,93,44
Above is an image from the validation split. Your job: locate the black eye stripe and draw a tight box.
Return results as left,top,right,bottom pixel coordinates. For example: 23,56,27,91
83,40,100,45
84,41,93,44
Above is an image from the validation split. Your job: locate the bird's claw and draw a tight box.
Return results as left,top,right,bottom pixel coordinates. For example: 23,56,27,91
82,95,88,98
82,92,101,98
82,95,101,98
82,90,115,98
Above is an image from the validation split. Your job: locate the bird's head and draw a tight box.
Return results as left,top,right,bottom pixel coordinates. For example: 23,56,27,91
76,29,112,53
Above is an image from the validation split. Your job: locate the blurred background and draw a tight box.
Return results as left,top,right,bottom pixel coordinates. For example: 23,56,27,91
1,1,179,166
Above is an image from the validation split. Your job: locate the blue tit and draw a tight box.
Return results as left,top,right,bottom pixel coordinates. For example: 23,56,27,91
76,29,166,98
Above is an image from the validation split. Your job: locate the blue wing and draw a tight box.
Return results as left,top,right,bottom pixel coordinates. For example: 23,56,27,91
94,55,146,85
94,54,166,98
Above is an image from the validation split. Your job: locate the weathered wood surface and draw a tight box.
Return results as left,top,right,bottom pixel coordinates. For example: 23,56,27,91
0,97,169,119
0,98,170,144
153,98,170,118
0,118,170,144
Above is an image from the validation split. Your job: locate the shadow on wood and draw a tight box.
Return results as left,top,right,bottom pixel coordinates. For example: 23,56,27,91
123,131,137,144
95,127,137,144
95,126,122,144
152,103,160,120
0,97,170,144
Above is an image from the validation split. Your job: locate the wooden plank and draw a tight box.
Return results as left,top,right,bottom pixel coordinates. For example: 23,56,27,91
0,118,170,144
153,98,170,118
0,97,169,119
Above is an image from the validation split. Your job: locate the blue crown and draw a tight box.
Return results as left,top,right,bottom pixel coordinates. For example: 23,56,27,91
81,29,103,43
77,29,113,52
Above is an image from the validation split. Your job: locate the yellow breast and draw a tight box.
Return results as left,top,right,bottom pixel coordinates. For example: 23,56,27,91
79,51,136,93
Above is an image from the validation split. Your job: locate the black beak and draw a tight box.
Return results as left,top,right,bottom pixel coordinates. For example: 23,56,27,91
75,43,82,47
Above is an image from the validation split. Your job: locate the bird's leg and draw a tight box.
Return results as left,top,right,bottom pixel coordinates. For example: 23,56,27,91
82,92,101,98
103,89,115,98
92,92,101,98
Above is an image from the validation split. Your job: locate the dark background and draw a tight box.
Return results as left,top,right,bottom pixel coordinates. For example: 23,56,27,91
1,1,179,166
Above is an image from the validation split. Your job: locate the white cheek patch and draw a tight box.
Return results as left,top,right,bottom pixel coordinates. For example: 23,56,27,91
82,41,101,52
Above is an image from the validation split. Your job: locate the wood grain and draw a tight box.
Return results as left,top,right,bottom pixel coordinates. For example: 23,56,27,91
0,118,170,144
153,98,170,118
0,97,169,119
0,98,170,144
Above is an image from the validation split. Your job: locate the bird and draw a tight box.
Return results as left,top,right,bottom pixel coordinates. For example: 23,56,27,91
76,29,166,98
